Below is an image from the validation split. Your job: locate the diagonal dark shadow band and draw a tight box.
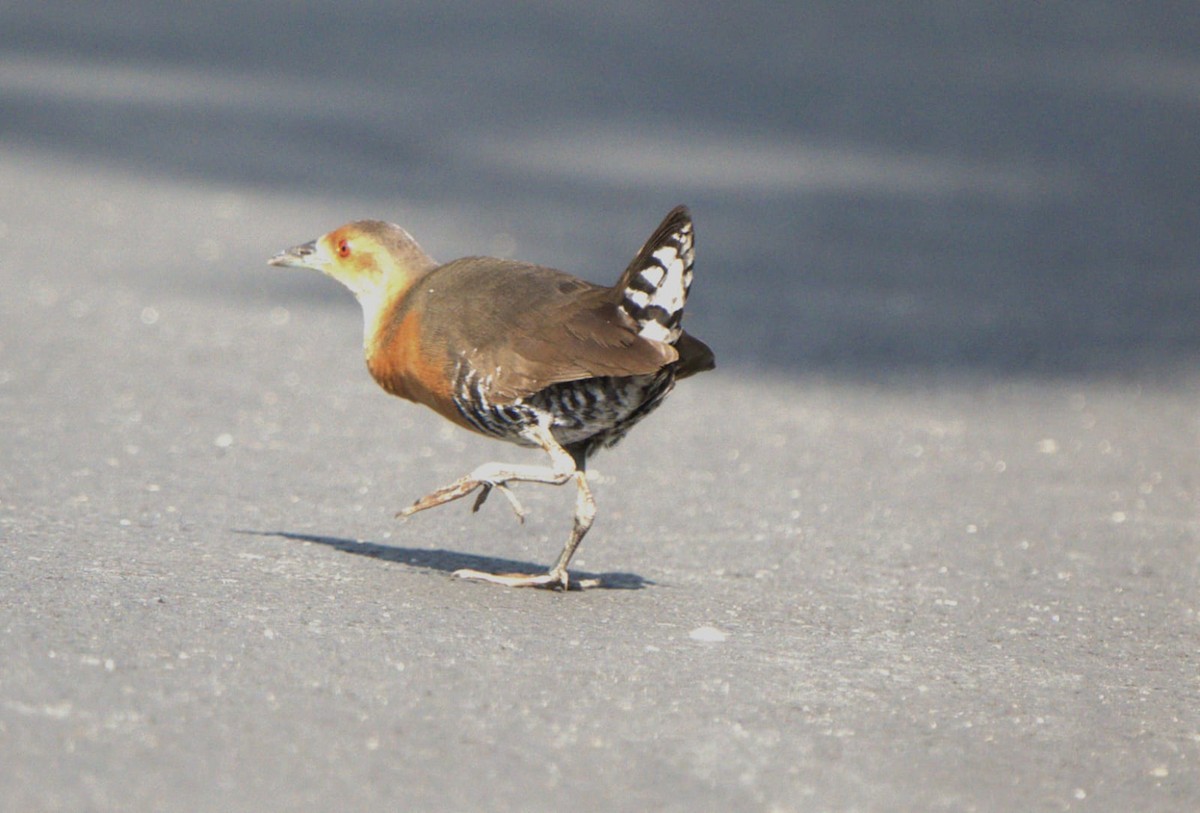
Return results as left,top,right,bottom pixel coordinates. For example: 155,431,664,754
234,529,651,590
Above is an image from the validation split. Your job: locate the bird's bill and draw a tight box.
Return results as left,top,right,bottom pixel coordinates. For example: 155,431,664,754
268,240,319,269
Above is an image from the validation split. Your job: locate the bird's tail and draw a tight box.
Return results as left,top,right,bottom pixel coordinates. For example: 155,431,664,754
613,206,695,345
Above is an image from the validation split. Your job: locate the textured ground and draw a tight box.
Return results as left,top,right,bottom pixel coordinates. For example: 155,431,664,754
2,3,1198,811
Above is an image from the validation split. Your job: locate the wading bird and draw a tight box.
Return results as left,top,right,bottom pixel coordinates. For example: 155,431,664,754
268,206,713,589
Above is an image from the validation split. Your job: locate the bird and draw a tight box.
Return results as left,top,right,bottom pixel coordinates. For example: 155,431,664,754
268,206,714,589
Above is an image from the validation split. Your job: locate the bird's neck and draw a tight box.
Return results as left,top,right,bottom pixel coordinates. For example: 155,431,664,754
356,268,428,367
357,285,394,352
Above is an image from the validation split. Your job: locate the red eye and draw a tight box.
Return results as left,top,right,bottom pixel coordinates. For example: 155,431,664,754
337,239,351,258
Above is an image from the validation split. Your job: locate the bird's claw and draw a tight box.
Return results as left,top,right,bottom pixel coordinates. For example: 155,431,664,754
471,481,525,523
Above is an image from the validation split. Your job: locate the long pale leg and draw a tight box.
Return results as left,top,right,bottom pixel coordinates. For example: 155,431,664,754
543,468,596,582
397,420,597,589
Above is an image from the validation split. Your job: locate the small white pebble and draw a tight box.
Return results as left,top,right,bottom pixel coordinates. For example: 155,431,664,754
1036,439,1058,454
1150,765,1169,778
1074,788,1086,800
140,306,159,325
689,626,728,643
214,433,234,448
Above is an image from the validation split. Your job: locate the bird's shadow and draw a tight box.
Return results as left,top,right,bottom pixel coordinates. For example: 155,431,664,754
235,530,651,590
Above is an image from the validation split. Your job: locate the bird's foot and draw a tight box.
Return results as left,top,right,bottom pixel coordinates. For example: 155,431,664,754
396,477,524,524
451,567,600,591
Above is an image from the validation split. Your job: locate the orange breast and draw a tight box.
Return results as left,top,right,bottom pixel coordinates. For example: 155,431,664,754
366,307,476,432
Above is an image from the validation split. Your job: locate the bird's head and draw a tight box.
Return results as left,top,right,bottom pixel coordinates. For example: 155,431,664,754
268,220,437,303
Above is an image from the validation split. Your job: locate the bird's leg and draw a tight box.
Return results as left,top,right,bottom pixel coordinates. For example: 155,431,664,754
397,420,575,520
397,420,597,589
452,468,597,590
546,468,597,583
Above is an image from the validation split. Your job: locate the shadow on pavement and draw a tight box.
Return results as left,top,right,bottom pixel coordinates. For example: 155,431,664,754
236,530,651,591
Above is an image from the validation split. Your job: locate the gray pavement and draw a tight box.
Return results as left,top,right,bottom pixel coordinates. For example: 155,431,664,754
2,3,1198,811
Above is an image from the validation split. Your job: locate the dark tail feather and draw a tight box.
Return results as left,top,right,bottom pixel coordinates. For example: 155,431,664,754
673,331,715,379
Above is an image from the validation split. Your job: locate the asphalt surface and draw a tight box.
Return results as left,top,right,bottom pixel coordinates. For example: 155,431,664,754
2,4,1198,812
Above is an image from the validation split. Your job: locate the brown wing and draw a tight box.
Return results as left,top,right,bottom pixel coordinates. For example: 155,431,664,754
413,258,678,404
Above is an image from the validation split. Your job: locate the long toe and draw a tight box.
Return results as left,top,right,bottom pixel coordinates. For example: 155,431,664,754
470,482,525,523
452,568,578,590
396,477,484,518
